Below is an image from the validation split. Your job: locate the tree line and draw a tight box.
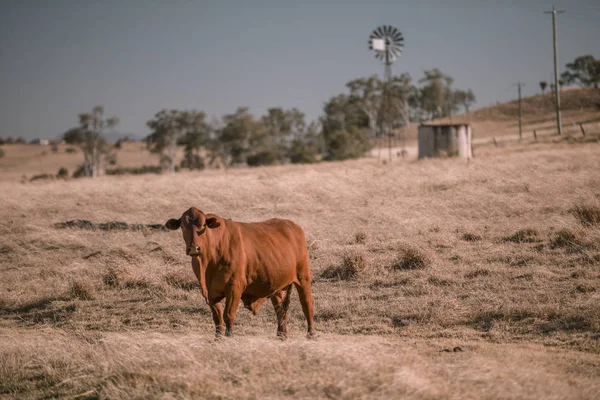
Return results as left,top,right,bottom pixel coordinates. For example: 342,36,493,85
539,54,600,93
57,68,476,176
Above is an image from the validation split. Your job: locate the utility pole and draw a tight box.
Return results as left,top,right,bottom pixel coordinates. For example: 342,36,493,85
545,6,565,136
515,82,524,139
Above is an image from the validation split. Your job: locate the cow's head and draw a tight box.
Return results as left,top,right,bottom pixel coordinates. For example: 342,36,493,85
165,207,221,256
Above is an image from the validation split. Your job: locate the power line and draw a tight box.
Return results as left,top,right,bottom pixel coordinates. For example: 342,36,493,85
544,6,566,136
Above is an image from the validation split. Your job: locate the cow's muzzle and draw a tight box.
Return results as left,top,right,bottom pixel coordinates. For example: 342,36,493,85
186,245,201,256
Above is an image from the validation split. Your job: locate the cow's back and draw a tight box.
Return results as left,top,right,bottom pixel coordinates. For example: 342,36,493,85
233,218,307,290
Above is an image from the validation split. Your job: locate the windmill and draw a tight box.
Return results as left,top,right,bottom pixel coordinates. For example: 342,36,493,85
369,25,404,161
369,25,404,82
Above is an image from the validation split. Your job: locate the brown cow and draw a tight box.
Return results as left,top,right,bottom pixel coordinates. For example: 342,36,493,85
165,207,315,339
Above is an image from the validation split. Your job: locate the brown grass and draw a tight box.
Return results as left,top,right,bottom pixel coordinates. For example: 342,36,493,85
571,202,600,227
1,139,600,398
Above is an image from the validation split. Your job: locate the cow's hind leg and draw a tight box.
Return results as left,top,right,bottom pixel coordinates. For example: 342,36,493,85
294,263,315,338
224,283,242,337
271,285,293,340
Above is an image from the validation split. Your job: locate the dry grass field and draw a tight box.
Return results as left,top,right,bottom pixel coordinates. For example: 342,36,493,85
1,136,600,398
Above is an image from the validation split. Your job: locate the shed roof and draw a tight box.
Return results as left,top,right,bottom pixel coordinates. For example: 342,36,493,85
420,122,471,127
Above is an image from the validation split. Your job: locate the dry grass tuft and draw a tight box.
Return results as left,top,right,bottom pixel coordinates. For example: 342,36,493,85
575,284,596,294
549,229,581,250
501,228,539,243
461,233,482,242
320,250,370,280
353,231,368,244
465,268,490,279
102,267,122,287
68,279,95,300
570,203,600,227
164,271,199,291
389,247,430,271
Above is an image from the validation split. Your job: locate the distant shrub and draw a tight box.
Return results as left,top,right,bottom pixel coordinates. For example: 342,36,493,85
0,148,4,159
51,143,59,153
321,250,370,280
502,229,539,243
69,279,95,300
106,165,162,175
389,247,430,271
180,154,205,170
65,147,77,153
72,165,88,178
56,167,69,179
289,138,318,164
29,173,54,182
324,127,372,161
570,203,600,227
246,150,279,167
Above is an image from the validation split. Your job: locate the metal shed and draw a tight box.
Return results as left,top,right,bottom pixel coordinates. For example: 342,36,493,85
418,123,473,159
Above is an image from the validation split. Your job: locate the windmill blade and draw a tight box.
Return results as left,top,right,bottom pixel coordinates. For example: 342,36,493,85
376,26,385,38
393,33,404,42
391,26,399,37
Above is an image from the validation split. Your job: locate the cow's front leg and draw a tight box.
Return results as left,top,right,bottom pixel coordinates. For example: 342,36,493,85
224,284,242,337
209,299,225,337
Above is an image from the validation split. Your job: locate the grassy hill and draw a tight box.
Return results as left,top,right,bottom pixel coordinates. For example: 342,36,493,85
433,87,600,139
1,138,599,398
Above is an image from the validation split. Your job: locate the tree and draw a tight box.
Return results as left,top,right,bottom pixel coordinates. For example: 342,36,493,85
146,109,207,173
289,120,321,164
324,126,371,161
418,68,454,120
560,55,600,89
346,76,382,140
65,106,119,177
388,73,417,126
63,127,84,144
453,89,476,114
180,111,209,170
539,81,548,94
218,107,257,166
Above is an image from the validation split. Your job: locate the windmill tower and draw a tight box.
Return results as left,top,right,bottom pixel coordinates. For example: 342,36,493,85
369,25,404,161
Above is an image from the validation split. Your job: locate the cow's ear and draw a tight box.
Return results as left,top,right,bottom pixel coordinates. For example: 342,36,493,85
206,217,221,229
165,218,181,230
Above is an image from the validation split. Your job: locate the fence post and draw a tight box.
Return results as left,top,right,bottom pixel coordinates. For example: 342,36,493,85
579,123,586,136
493,137,498,147
533,130,537,142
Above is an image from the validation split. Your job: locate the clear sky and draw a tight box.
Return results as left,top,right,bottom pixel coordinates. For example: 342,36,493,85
1,0,598,140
